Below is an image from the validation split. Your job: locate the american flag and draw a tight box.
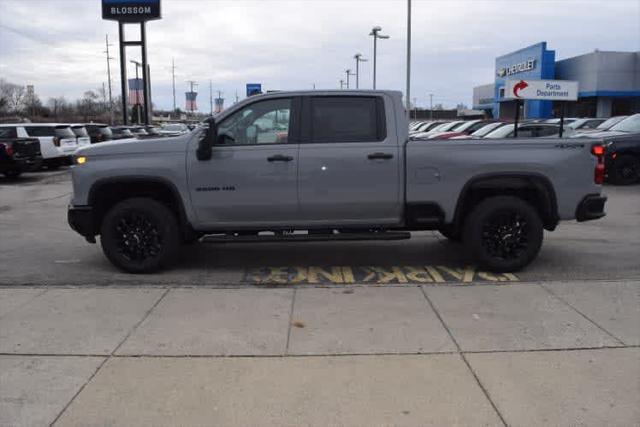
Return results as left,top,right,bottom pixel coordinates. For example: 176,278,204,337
128,78,144,105
185,91,198,111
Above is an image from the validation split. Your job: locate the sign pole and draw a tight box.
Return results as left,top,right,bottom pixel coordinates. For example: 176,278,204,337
140,21,150,126
118,21,128,125
513,99,520,137
559,101,565,137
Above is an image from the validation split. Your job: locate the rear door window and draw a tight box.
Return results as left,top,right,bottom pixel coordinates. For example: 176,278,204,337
308,96,385,143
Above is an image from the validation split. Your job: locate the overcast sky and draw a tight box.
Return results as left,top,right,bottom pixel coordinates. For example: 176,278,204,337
1,0,638,111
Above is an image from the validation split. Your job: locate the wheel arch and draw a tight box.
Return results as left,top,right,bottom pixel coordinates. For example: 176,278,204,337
452,172,559,232
88,176,195,240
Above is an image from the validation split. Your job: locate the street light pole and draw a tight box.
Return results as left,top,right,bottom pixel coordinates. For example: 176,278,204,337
354,53,367,89
369,26,390,89
345,69,355,89
405,0,412,118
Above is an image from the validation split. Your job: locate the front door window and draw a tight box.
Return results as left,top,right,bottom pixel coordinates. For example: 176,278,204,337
217,98,291,145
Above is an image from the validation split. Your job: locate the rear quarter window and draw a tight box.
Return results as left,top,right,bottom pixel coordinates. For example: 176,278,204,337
25,126,56,137
0,127,17,138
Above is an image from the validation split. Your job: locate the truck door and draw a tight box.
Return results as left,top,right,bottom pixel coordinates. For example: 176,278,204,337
297,95,401,225
187,97,300,228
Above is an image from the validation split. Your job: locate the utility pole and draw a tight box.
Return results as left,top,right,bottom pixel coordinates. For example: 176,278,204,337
171,58,177,113
405,0,412,118
235,90,239,104
104,34,114,123
345,69,355,89
340,79,345,89
412,97,417,120
429,93,434,120
354,53,368,89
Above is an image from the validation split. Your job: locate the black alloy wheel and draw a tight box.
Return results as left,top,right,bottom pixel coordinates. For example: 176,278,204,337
100,198,179,273
463,196,543,272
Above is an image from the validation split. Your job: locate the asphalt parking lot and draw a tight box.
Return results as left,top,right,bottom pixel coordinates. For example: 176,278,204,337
1,169,639,426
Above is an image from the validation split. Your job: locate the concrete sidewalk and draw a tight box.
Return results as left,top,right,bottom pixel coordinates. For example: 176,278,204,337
1,281,639,426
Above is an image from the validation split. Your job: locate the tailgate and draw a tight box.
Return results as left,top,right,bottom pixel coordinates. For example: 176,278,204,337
10,138,41,159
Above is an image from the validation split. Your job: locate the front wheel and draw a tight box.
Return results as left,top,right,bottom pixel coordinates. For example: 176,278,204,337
100,198,179,273
463,196,543,272
2,170,22,178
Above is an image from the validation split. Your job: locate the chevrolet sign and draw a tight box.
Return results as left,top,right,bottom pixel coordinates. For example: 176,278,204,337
497,59,536,77
102,0,161,22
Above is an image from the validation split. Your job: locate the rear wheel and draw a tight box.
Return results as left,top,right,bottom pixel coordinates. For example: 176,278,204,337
610,155,640,185
100,198,179,273
463,196,543,272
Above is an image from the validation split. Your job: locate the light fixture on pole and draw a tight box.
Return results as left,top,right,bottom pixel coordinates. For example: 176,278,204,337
345,69,355,89
354,53,368,89
369,26,390,90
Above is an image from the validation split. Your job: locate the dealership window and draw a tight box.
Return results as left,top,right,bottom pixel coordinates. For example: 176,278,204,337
310,97,386,143
217,98,291,145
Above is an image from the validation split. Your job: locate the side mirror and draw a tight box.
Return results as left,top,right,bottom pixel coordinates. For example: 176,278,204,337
196,120,216,161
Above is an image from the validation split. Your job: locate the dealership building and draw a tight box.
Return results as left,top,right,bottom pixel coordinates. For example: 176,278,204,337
472,42,640,119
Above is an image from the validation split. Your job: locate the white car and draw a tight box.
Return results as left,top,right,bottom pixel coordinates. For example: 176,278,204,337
0,123,77,169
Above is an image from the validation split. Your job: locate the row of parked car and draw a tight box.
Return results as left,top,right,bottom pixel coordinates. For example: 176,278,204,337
0,122,192,178
409,114,640,185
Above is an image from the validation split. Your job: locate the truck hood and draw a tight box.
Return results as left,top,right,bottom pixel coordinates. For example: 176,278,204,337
76,134,190,157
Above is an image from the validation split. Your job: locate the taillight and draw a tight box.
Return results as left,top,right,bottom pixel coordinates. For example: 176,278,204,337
0,143,12,157
52,136,60,147
591,144,605,185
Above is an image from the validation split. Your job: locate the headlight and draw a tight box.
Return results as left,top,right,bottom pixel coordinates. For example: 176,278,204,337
75,155,87,165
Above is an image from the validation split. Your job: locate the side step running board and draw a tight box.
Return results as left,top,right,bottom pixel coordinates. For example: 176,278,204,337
201,232,411,244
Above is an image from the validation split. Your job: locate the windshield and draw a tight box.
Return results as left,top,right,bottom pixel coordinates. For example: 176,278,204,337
441,121,464,131
597,116,626,129
484,124,515,138
609,114,640,133
55,126,76,139
454,121,479,132
472,122,504,137
71,126,89,137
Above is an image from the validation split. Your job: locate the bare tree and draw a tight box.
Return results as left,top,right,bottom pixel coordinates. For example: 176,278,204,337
0,79,26,115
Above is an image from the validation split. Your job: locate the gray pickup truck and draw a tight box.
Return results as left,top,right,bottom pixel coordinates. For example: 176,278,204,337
68,90,607,273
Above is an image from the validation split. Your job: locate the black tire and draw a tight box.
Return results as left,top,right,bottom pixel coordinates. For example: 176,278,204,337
100,198,179,273
3,170,22,179
438,225,461,242
610,155,640,185
44,159,61,170
463,196,543,272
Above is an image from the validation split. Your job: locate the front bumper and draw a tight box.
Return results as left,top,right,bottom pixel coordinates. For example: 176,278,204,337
68,205,96,243
575,194,607,222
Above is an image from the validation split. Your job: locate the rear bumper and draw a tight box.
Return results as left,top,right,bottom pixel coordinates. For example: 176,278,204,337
575,194,607,222
0,155,42,172
68,205,96,243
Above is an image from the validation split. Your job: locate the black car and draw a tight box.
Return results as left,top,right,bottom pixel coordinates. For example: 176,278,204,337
604,134,640,185
110,127,135,140
0,131,42,178
84,124,113,144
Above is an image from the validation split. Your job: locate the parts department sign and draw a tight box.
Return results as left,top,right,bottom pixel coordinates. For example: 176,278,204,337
505,79,578,101
102,0,161,22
